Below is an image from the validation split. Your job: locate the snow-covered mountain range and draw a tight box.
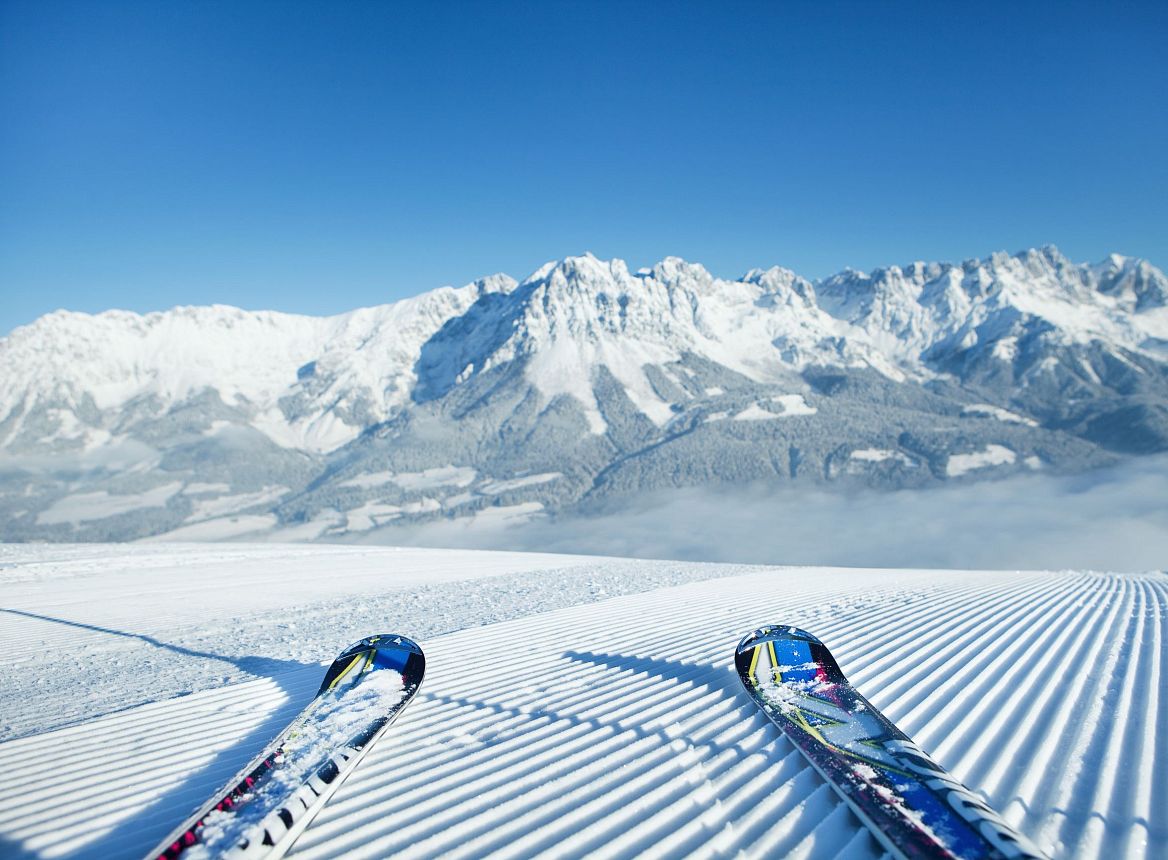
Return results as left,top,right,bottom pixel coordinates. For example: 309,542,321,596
2,245,1166,541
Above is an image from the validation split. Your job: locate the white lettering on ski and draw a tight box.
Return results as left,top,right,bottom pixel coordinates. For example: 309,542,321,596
225,746,361,859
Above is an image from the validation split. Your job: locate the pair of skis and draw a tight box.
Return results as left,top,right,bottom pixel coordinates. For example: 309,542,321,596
150,628,1043,859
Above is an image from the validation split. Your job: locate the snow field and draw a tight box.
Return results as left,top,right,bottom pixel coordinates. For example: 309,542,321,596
294,569,1164,860
0,544,599,741
0,549,1161,860
34,482,183,525
946,444,1017,476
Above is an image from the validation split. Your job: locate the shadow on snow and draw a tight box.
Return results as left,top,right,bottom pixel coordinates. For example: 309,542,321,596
0,607,320,860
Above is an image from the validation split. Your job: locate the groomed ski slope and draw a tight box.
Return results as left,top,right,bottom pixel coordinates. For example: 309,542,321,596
0,545,1162,860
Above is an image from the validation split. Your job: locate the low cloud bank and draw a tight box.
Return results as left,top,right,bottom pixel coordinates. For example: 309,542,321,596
374,456,1168,572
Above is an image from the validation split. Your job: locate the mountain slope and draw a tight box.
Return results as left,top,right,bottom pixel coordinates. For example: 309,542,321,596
1,247,1166,541
0,544,1161,859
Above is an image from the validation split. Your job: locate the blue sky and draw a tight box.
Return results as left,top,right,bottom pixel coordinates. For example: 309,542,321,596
2,1,1166,335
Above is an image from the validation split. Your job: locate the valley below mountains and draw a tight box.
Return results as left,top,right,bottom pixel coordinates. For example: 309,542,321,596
2,245,1166,542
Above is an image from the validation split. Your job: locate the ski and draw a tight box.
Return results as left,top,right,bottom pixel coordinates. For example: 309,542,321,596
148,634,425,860
735,625,1045,860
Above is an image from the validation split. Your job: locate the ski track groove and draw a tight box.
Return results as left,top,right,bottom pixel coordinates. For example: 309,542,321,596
611,729,774,859
860,575,1072,724
1114,577,1156,859
1079,576,1146,860
1007,577,1131,836
468,689,751,858
965,576,1124,804
0,566,1161,859
907,573,1093,751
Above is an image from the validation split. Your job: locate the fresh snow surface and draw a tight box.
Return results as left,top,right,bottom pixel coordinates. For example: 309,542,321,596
846,449,917,473
0,544,1162,860
946,444,1017,477
337,471,400,490
340,467,478,492
35,482,183,525
181,483,231,495
478,473,562,494
342,501,407,531
733,396,817,421
141,514,280,542
457,501,546,529
769,394,818,416
186,486,290,522
733,404,778,421
850,448,903,463
962,404,1040,427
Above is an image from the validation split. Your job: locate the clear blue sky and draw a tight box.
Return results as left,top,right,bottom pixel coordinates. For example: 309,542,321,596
2,1,1166,335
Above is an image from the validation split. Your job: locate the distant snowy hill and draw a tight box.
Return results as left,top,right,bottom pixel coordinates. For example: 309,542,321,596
2,246,1167,541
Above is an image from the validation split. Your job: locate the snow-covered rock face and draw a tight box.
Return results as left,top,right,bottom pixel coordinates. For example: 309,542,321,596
2,247,1167,541
816,245,1167,373
0,274,517,455
415,253,902,433
432,254,868,432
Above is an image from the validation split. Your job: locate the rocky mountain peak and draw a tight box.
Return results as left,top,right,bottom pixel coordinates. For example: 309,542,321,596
3,246,1167,543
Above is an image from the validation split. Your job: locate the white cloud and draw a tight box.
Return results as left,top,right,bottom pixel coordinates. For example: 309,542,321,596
370,456,1168,572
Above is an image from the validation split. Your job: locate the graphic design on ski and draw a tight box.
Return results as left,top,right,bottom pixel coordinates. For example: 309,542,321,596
735,626,1045,860
149,634,425,860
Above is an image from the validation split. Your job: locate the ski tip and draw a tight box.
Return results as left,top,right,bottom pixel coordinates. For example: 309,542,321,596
735,625,823,654
337,633,424,658
734,625,847,685
318,634,427,696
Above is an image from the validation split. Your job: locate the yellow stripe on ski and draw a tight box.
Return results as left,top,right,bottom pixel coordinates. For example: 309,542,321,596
327,653,366,691
748,644,762,684
768,641,780,683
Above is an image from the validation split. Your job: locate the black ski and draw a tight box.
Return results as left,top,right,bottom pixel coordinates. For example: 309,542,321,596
736,625,1045,860
148,634,425,859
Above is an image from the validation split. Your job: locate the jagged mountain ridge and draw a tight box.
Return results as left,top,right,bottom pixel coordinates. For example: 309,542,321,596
2,246,1166,541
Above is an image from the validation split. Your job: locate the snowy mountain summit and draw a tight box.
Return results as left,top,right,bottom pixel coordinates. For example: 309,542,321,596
2,246,1167,541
